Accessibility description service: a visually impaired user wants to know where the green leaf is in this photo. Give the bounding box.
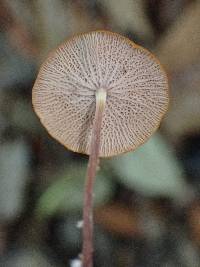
[107,134,189,201]
[36,162,113,218]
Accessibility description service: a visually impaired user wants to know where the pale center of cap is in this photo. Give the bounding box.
[96,88,107,109]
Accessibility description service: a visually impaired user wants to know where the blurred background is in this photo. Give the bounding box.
[0,0,200,266]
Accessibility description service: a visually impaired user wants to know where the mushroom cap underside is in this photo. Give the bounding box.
[32,31,169,157]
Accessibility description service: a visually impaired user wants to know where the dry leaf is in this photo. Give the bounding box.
[156,1,200,72]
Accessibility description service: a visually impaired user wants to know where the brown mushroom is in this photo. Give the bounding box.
[32,31,169,267]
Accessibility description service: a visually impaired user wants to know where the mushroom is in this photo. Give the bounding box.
[32,31,169,267]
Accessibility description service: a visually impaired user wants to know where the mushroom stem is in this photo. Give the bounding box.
[82,88,107,267]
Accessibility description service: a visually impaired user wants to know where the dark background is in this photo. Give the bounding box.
[0,1,200,266]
